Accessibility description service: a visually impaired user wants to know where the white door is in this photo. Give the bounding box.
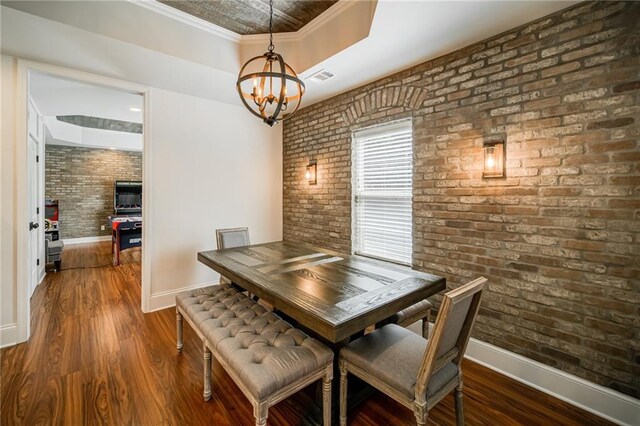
[28,135,40,296]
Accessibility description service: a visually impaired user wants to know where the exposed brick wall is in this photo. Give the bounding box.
[283,1,640,397]
[45,145,142,239]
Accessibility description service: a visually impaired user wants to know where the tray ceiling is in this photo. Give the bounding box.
[158,0,338,35]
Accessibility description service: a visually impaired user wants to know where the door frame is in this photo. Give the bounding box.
[26,96,46,293]
[27,131,41,297]
[15,59,153,343]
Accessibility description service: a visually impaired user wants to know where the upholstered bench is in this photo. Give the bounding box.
[175,284,242,353]
[176,285,333,426]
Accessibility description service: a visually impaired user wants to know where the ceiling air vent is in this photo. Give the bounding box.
[307,69,334,83]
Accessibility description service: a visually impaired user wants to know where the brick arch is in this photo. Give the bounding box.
[341,85,427,126]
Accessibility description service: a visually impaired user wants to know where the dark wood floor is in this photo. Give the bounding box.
[1,242,612,425]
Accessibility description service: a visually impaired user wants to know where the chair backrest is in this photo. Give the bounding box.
[415,277,486,398]
[216,227,250,250]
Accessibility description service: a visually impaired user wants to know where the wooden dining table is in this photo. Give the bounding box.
[198,240,446,343]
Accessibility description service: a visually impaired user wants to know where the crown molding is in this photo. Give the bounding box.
[129,0,359,45]
[128,0,242,42]
[292,0,359,41]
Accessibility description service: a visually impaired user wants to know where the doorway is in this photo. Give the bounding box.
[16,60,151,343]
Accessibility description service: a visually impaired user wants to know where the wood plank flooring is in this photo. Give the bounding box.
[1,242,613,425]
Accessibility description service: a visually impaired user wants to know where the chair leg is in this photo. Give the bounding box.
[203,343,212,401]
[339,360,348,426]
[414,401,427,426]
[422,311,430,339]
[254,401,268,426]
[454,381,464,426]
[176,309,183,352]
[322,369,332,426]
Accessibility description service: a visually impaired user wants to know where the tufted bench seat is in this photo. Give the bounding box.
[175,284,242,352]
[176,285,333,426]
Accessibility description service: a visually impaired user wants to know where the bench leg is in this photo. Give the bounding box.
[339,359,348,426]
[322,367,332,426]
[176,309,183,352]
[203,343,212,401]
[254,401,268,426]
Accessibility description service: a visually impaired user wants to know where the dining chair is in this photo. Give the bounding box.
[215,227,256,298]
[215,227,250,283]
[339,277,487,426]
[378,299,432,338]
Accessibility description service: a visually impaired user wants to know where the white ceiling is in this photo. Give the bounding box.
[6,0,579,109]
[30,72,143,121]
[30,72,143,151]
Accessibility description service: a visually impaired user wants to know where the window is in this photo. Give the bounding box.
[353,120,412,265]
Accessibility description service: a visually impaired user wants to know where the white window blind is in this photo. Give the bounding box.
[353,120,412,265]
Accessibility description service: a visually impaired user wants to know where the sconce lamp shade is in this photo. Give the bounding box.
[306,160,317,185]
[483,140,505,178]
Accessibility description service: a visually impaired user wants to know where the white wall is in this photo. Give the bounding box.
[147,88,282,309]
[1,56,18,343]
[0,8,282,346]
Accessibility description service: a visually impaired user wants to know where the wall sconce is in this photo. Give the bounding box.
[305,160,317,185]
[483,140,505,178]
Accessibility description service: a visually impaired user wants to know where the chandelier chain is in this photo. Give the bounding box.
[268,0,274,52]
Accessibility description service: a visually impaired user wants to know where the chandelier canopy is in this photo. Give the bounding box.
[236,0,305,127]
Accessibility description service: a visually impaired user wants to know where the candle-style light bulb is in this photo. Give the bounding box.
[251,78,258,99]
[485,146,496,169]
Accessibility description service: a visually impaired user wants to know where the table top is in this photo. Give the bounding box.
[198,241,446,343]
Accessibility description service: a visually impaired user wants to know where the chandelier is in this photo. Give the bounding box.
[236,0,305,127]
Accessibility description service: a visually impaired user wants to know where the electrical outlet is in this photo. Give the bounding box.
[101,225,106,231]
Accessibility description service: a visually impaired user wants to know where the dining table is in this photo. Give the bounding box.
[198,240,446,344]
[197,240,446,423]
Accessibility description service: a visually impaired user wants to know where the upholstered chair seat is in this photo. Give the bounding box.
[340,324,458,400]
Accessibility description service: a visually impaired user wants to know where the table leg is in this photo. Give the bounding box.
[114,230,121,266]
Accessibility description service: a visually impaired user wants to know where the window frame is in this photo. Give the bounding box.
[351,118,413,266]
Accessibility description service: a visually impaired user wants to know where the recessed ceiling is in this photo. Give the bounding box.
[30,72,143,151]
[158,0,339,35]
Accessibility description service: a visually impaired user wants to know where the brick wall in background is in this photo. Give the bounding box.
[45,145,142,239]
[283,2,639,397]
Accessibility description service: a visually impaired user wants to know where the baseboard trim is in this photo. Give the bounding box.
[62,236,111,245]
[464,338,639,426]
[146,282,217,313]
[0,323,18,348]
